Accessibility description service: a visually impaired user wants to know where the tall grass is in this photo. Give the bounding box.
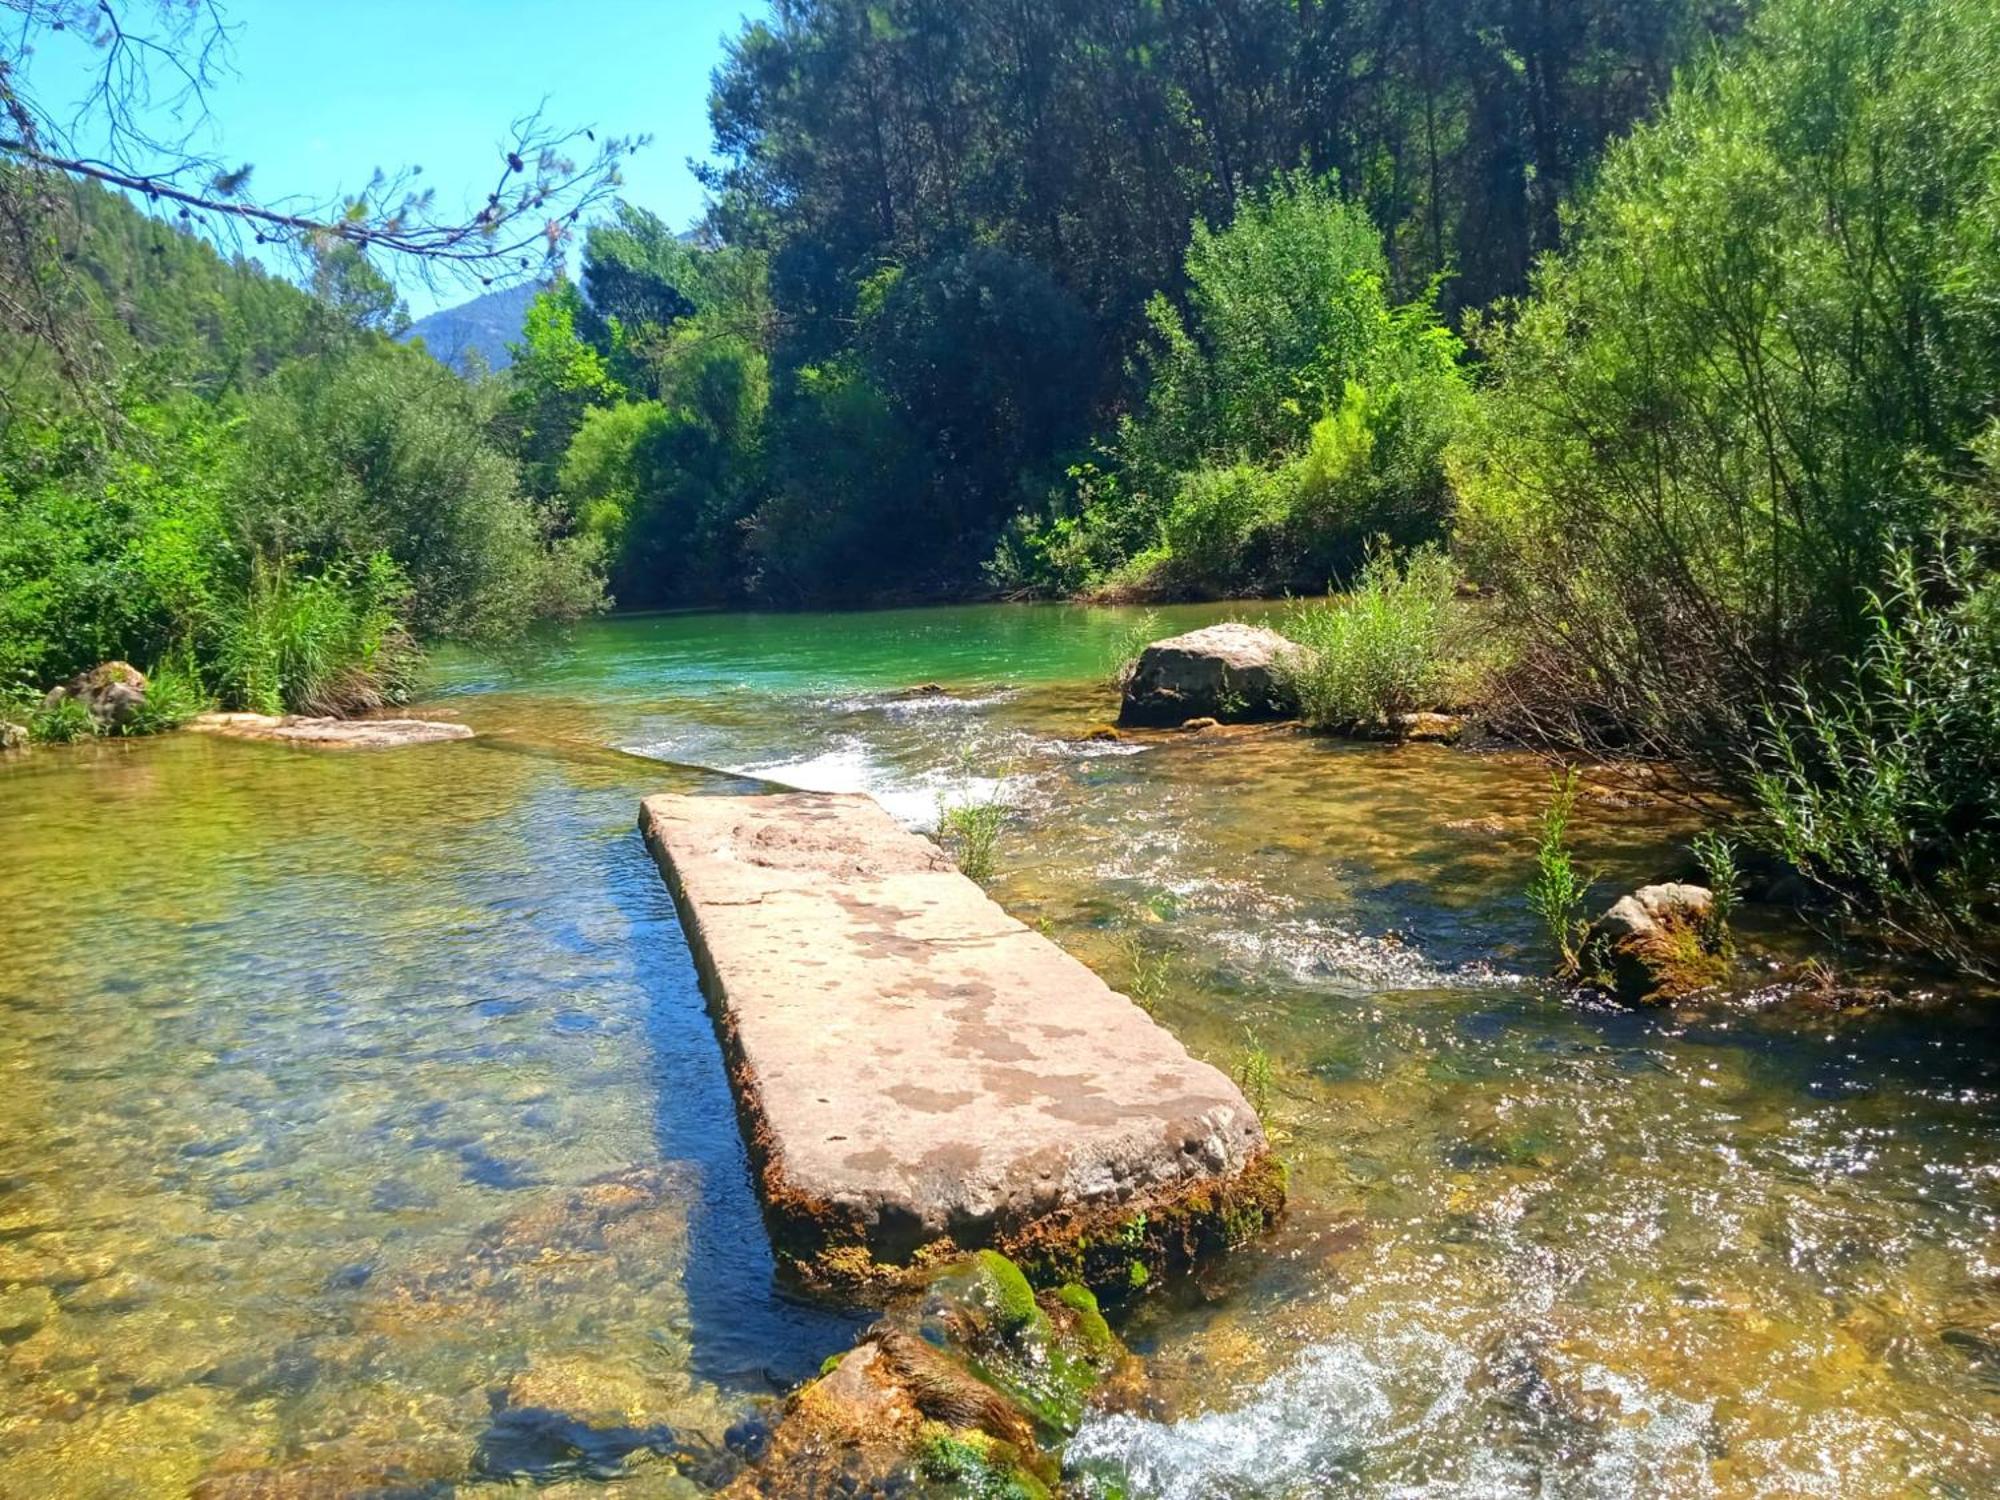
[215,553,416,717]
[938,798,1005,882]
[1103,608,1162,686]
[1279,543,1465,730]
[1527,768,1596,974]
[1690,831,1743,953]
[123,654,212,735]
[936,743,1010,882]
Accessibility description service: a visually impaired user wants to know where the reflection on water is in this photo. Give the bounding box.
[0,731,861,1495]
[3,602,1999,1496]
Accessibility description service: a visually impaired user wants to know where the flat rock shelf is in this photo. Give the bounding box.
[188,713,474,749]
[638,791,1284,1295]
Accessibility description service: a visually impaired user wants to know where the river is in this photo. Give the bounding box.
[1,603,1996,1496]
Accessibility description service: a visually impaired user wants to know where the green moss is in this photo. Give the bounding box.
[818,1352,843,1376]
[975,1249,1041,1332]
[1054,1283,1115,1356]
[917,1428,1051,1500]
[1127,1259,1150,1290]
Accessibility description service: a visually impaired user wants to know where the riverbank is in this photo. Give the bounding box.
[3,603,1997,1495]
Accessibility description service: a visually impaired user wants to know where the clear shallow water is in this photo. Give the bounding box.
[3,602,1999,1497]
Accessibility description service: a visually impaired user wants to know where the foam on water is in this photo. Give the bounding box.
[729,738,1016,831]
[1067,1336,1721,1500]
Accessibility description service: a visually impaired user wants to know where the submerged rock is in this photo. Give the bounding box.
[45,661,147,730]
[0,1285,56,1340]
[1592,883,1727,1002]
[1391,711,1465,743]
[187,712,473,749]
[724,1253,1132,1499]
[1118,624,1310,727]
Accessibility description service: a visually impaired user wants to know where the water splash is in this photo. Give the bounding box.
[1067,1336,1721,1500]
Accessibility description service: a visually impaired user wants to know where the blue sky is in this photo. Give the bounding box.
[16,0,762,314]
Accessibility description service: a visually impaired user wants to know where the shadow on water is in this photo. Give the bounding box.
[595,818,870,1392]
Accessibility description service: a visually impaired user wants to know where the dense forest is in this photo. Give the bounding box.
[1,0,1994,965]
[540,0,1747,607]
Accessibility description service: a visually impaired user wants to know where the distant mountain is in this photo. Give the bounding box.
[400,281,543,374]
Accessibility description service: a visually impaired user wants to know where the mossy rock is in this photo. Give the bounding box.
[1003,1154,1287,1301]
[918,1425,1053,1499]
[721,1253,1134,1498]
[1589,884,1731,1003]
[973,1249,1043,1333]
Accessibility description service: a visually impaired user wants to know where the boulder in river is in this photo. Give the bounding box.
[1118,623,1311,727]
[0,720,24,752]
[45,661,146,730]
[1592,883,1727,1002]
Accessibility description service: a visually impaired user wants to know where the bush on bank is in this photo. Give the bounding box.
[1452,0,2000,965]
[0,294,603,732]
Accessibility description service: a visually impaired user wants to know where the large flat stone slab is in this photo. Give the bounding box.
[639,791,1280,1292]
[189,713,473,749]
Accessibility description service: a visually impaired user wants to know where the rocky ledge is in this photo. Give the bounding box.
[188,713,474,750]
[638,790,1282,1295]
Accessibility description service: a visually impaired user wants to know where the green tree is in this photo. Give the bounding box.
[233,339,604,641]
[505,282,623,500]
[1457,0,2000,759]
[1002,174,1469,597]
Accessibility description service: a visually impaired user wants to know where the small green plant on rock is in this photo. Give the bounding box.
[938,743,1010,882]
[1527,768,1598,975]
[940,799,1006,882]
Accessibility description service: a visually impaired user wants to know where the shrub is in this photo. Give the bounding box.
[1278,544,1464,730]
[27,694,95,744]
[996,174,1470,600]
[0,397,227,692]
[1156,463,1288,595]
[123,654,212,735]
[1455,0,2000,765]
[1748,545,1999,968]
[231,340,604,642]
